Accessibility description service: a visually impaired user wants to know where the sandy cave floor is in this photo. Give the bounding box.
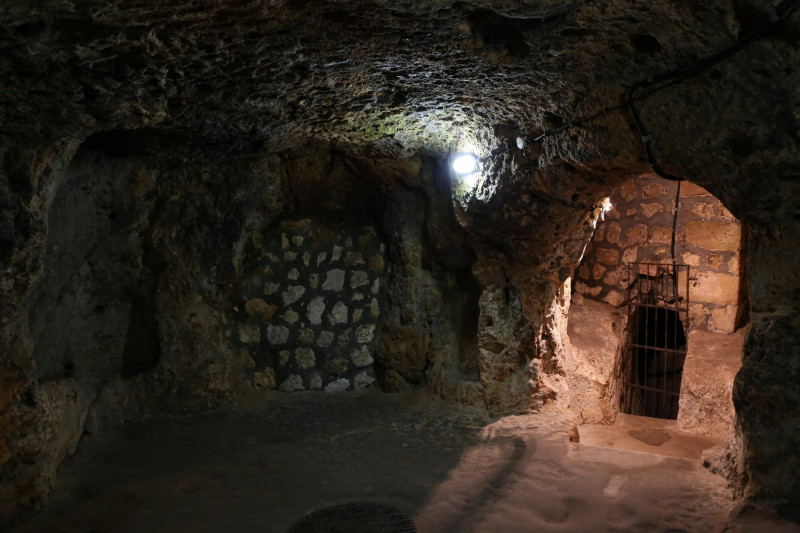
[15,390,800,533]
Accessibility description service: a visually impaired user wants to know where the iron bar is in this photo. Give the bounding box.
[622,262,689,420]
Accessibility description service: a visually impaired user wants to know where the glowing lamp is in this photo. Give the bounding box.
[601,197,613,220]
[451,153,478,174]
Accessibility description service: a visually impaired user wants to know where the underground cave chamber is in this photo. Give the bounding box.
[5,1,800,527]
[16,138,748,486]
[11,147,755,531]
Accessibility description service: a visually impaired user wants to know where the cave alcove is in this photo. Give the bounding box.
[568,175,747,446]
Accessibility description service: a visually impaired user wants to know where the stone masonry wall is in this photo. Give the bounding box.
[234,218,386,393]
[574,175,744,333]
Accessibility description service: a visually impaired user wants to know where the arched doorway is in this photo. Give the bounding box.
[567,174,746,444]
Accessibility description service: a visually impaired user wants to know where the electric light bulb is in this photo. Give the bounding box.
[452,153,478,174]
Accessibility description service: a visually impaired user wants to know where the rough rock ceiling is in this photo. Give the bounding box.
[0,1,768,155]
[4,0,798,266]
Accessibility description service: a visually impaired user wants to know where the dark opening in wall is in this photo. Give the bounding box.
[80,130,146,159]
[621,304,687,419]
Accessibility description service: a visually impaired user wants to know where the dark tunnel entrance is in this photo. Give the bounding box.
[620,263,688,420]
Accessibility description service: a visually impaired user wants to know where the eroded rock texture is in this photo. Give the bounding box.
[1,0,799,524]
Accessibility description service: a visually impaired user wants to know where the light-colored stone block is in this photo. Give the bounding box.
[595,247,619,265]
[602,290,625,307]
[328,301,348,325]
[685,221,740,251]
[575,281,602,297]
[245,298,275,320]
[263,282,280,295]
[282,285,305,305]
[307,296,325,325]
[728,255,740,275]
[279,375,304,392]
[325,378,350,393]
[622,247,638,263]
[297,328,315,344]
[353,371,376,390]
[690,201,716,218]
[351,345,374,367]
[238,324,261,344]
[692,271,740,306]
[707,254,723,270]
[650,226,673,244]
[602,267,625,287]
[641,202,664,218]
[316,330,334,347]
[677,329,743,439]
[620,180,637,202]
[350,270,369,288]
[295,347,315,369]
[566,299,622,424]
[642,181,669,199]
[368,255,384,272]
[356,324,376,343]
[345,251,364,265]
[281,309,299,324]
[267,324,289,345]
[253,369,276,389]
[322,269,345,291]
[680,252,701,267]
[624,224,648,245]
[711,305,737,333]
[606,222,621,244]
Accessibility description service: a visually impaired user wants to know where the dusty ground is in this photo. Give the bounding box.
[14,390,800,532]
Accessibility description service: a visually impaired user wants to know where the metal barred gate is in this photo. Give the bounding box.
[620,262,690,420]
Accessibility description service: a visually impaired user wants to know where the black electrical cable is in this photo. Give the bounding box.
[670,180,682,299]
[627,0,800,181]
[670,180,681,265]
[527,0,800,180]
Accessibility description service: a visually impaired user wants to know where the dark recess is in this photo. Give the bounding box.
[81,130,146,159]
[630,34,662,56]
